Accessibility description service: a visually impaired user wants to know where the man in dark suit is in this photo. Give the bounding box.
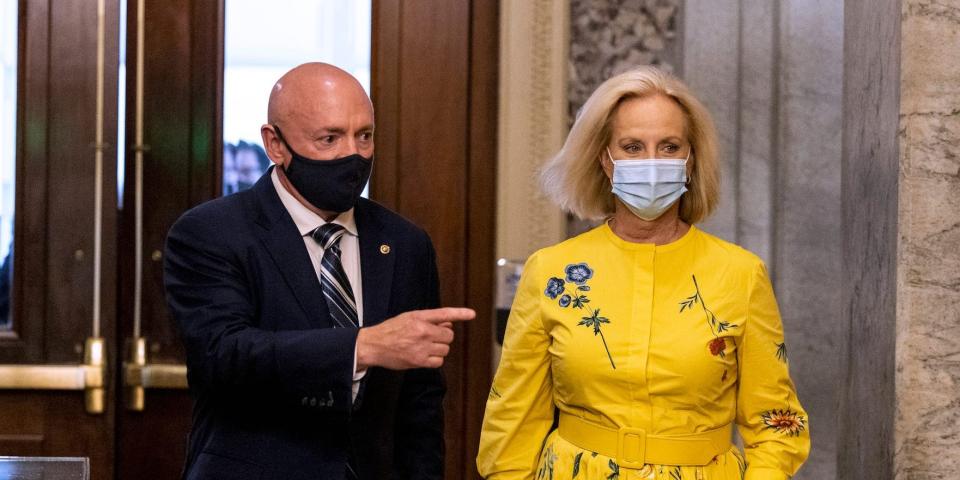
[164,63,474,480]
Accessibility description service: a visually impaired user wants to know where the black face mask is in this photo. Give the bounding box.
[273,125,373,213]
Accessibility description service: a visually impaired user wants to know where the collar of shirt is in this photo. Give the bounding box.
[270,167,359,239]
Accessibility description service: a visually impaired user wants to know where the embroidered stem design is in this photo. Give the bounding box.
[579,309,616,370]
[679,274,738,359]
[775,341,788,363]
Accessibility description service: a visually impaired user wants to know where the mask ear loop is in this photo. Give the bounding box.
[684,147,692,185]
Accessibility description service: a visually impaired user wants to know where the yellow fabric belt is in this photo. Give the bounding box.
[558,413,733,468]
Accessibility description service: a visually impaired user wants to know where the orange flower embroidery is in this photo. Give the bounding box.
[709,337,726,356]
[761,409,807,436]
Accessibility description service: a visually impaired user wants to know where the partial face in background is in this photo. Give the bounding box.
[234,148,264,185]
[601,94,691,177]
[222,144,238,193]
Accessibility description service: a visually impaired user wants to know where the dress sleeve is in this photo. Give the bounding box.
[736,261,811,480]
[477,252,553,480]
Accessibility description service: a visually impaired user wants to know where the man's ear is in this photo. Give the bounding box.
[260,124,287,167]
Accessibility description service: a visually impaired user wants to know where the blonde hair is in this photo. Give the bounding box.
[540,66,720,224]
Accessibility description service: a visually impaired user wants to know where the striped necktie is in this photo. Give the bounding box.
[310,223,359,329]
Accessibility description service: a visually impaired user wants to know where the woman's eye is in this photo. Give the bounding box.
[624,144,641,154]
[663,144,678,153]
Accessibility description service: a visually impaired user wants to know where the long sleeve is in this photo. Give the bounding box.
[164,211,357,413]
[477,252,554,480]
[736,262,811,479]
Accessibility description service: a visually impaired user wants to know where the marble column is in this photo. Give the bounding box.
[842,0,960,478]
[839,0,900,477]
[894,0,960,477]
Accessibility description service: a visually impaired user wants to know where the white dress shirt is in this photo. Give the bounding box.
[271,169,366,401]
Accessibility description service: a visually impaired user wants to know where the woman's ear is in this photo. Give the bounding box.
[600,148,614,179]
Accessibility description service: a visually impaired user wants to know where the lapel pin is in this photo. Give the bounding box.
[380,244,391,254]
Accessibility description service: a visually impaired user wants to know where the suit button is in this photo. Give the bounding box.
[310,397,317,407]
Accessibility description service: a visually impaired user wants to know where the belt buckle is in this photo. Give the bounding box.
[616,426,647,469]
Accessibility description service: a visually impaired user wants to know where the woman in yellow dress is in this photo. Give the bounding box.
[477,66,809,480]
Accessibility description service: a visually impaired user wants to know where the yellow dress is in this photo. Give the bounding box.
[477,224,809,480]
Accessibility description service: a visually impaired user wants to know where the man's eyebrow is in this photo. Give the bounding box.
[312,127,347,136]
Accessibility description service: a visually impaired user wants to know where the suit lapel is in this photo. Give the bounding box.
[251,171,330,327]
[356,199,395,327]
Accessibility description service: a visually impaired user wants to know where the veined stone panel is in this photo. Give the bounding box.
[895,1,960,478]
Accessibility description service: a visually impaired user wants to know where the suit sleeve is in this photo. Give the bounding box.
[477,252,552,480]
[393,235,446,480]
[164,211,357,414]
[736,261,811,479]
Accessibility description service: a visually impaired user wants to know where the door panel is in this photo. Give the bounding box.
[372,1,498,478]
[0,1,120,479]
[116,0,222,478]
[1,1,494,479]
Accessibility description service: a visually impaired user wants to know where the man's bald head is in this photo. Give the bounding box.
[267,62,372,126]
[261,62,375,169]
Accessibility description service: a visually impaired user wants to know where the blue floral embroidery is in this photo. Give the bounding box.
[565,263,594,284]
[544,262,615,369]
[544,277,565,299]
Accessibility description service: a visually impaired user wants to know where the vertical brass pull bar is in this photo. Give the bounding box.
[124,337,147,411]
[83,337,106,414]
[132,0,146,342]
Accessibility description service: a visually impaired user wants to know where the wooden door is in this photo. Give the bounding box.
[0,1,220,478]
[114,0,222,478]
[0,1,496,478]
[0,1,121,479]
[372,1,498,478]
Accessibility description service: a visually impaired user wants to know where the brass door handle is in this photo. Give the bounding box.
[123,363,187,389]
[0,338,106,414]
[122,337,188,411]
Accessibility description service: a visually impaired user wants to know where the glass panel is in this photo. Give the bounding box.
[116,0,127,209]
[222,0,372,196]
[0,457,90,480]
[0,0,18,330]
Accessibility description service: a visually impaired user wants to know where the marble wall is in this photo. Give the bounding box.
[684,1,844,478]
[895,0,960,477]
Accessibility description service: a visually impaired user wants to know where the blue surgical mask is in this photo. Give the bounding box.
[608,148,689,221]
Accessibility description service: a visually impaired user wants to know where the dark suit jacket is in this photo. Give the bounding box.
[164,170,445,480]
